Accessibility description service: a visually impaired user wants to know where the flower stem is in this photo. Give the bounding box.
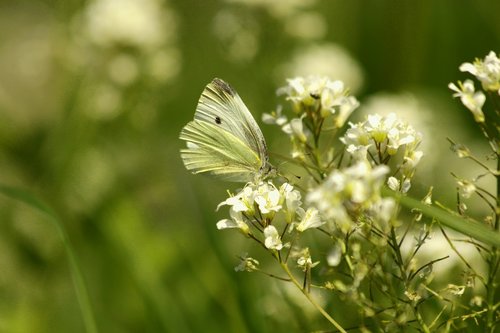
[486,154,500,332]
[279,262,347,333]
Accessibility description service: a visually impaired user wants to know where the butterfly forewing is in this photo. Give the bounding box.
[180,78,271,182]
[194,78,268,163]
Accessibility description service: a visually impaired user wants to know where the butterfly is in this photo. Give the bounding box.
[180,78,273,182]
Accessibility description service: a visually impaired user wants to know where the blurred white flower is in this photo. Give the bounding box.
[264,225,283,250]
[307,159,393,232]
[326,243,342,267]
[401,231,483,281]
[296,248,319,271]
[449,80,486,123]
[387,177,400,191]
[147,48,182,83]
[402,150,424,177]
[223,0,317,19]
[108,54,139,86]
[279,44,364,93]
[212,9,259,63]
[262,107,288,126]
[64,148,115,212]
[86,83,122,120]
[459,51,500,94]
[82,0,173,50]
[73,0,181,90]
[295,207,324,232]
[457,179,476,199]
[284,12,327,40]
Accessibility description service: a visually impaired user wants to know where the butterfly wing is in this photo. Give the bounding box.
[180,120,261,182]
[194,78,269,165]
[180,78,270,181]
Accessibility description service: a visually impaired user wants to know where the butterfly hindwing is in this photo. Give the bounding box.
[180,120,261,182]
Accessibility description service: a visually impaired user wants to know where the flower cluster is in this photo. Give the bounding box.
[276,76,359,126]
[449,51,500,150]
[190,59,500,332]
[217,181,324,250]
[341,113,423,193]
[306,159,395,233]
[459,51,500,95]
[263,76,359,166]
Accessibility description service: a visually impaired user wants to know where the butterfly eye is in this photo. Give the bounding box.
[215,116,222,124]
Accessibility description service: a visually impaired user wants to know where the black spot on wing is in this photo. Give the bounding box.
[212,78,236,97]
[215,116,222,124]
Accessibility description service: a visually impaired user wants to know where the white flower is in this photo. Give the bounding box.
[449,80,486,122]
[282,117,307,142]
[326,243,342,267]
[216,208,250,235]
[264,225,283,250]
[296,207,324,232]
[341,123,371,147]
[254,182,282,215]
[457,180,476,199]
[335,96,360,128]
[387,176,411,194]
[262,107,288,126]
[402,150,424,177]
[279,76,359,125]
[341,113,423,180]
[387,177,400,191]
[217,185,255,213]
[370,197,396,225]
[280,183,302,223]
[459,51,500,93]
[357,93,433,160]
[401,179,412,194]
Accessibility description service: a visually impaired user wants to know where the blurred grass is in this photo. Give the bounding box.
[0,0,499,332]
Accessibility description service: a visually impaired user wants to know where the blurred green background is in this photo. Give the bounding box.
[0,0,499,332]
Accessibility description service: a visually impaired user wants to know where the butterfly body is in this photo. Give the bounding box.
[180,78,272,182]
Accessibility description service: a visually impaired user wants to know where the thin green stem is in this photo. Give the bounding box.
[486,155,500,332]
[279,262,347,333]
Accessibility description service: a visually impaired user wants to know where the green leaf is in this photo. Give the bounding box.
[384,188,500,248]
[0,183,98,333]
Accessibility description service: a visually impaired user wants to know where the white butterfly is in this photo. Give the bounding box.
[180,78,273,182]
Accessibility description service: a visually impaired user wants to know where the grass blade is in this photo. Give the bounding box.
[384,188,500,247]
[0,183,98,333]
